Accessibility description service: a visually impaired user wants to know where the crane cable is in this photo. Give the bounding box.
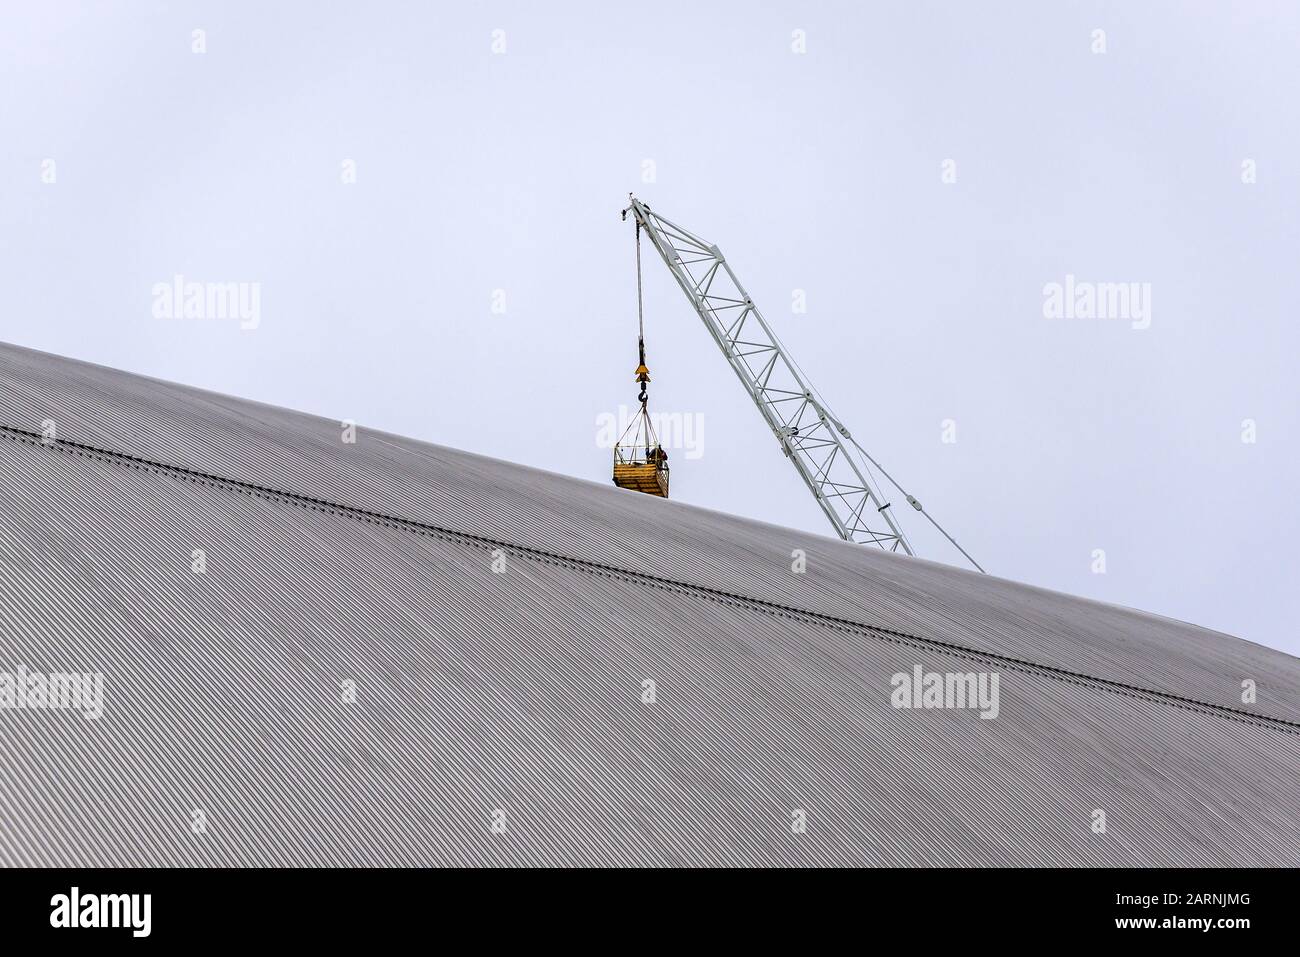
[840,431,985,574]
[636,221,645,347]
[618,220,658,453]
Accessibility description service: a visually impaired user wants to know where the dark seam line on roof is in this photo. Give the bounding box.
[4,422,1297,737]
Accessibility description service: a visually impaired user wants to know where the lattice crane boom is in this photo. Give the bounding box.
[622,194,984,571]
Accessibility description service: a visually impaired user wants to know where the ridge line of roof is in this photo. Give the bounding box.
[4,421,1295,737]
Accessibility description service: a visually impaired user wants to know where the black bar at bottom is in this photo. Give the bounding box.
[0,866,1287,944]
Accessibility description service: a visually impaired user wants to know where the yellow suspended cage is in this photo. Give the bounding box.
[613,399,669,498]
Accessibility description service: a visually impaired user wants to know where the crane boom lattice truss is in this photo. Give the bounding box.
[624,195,912,554]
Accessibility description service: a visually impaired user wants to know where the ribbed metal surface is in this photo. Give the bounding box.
[0,340,1297,866]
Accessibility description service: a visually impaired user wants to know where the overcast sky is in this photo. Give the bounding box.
[2,1,1296,656]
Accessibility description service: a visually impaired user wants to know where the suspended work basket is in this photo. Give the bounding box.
[612,402,669,498]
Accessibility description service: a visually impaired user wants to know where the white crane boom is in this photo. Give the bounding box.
[622,194,984,572]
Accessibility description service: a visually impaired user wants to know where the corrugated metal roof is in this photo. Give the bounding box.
[0,340,1296,865]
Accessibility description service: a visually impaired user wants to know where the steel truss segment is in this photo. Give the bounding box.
[626,195,912,554]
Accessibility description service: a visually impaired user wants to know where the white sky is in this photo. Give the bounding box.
[2,1,1297,656]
